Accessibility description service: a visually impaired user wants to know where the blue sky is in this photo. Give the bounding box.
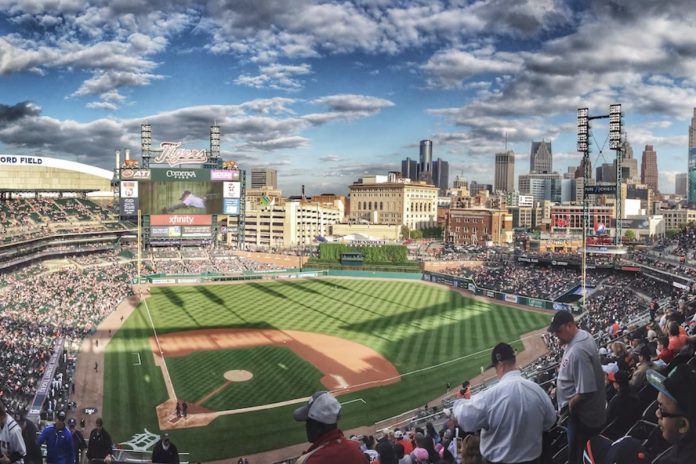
[1,0,695,195]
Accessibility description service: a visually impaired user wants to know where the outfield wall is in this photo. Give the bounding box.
[422,271,570,312]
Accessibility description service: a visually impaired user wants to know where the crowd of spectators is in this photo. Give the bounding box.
[0,197,125,243]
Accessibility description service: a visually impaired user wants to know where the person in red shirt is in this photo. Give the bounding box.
[455,381,471,400]
[667,322,688,356]
[293,391,368,464]
[657,336,674,364]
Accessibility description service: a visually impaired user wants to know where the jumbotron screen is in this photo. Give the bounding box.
[119,168,241,216]
[140,181,223,215]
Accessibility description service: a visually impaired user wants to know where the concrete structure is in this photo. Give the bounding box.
[676,173,688,196]
[655,207,696,231]
[445,208,512,245]
[641,144,658,193]
[469,181,493,197]
[508,206,533,229]
[0,155,112,197]
[530,141,553,174]
[494,151,515,193]
[234,200,342,248]
[250,168,278,189]
[348,175,438,229]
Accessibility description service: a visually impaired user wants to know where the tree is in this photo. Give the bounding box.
[623,230,636,241]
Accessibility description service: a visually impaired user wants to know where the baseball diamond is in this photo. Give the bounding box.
[101,277,549,461]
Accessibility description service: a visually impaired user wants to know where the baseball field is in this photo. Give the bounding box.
[103,278,549,461]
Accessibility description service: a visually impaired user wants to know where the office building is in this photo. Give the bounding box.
[518,173,562,204]
[676,173,688,196]
[494,151,515,193]
[445,208,512,245]
[250,168,278,189]
[431,158,449,196]
[530,141,553,174]
[641,144,658,193]
[401,157,419,181]
[348,175,438,229]
[419,139,433,183]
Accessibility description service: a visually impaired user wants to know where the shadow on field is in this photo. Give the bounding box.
[195,286,248,323]
[161,287,185,308]
[310,279,351,291]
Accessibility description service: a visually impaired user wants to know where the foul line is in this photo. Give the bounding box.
[142,297,177,401]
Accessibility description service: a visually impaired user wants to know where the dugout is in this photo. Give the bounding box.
[340,252,364,266]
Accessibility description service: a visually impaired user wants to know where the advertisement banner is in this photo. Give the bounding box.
[151,168,210,181]
[120,198,138,216]
[468,283,476,292]
[182,226,212,237]
[486,290,494,298]
[151,226,171,237]
[553,302,571,311]
[28,337,64,419]
[223,181,241,198]
[120,180,139,198]
[150,215,212,226]
[120,169,151,180]
[223,198,240,215]
[211,169,240,181]
[504,294,519,304]
[528,298,545,309]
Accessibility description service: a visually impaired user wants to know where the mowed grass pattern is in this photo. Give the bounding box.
[104,278,550,461]
[166,346,325,410]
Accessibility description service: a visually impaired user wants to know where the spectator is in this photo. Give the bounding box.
[375,433,397,464]
[456,381,471,400]
[549,311,606,464]
[648,365,696,464]
[393,430,413,456]
[292,391,368,463]
[86,418,113,463]
[37,410,74,464]
[453,343,556,463]
[630,346,656,392]
[18,415,42,464]
[657,336,674,364]
[67,418,86,464]
[667,321,688,355]
[152,433,180,464]
[606,370,641,437]
[393,442,412,464]
[0,401,26,464]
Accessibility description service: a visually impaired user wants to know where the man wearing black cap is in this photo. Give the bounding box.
[86,418,114,464]
[292,391,368,463]
[548,311,606,464]
[37,411,74,464]
[453,343,557,464]
[647,365,696,463]
[67,418,86,464]
[151,433,179,464]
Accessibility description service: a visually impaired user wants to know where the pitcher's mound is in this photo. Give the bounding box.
[224,370,253,382]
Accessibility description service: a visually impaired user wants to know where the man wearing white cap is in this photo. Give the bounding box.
[293,391,368,463]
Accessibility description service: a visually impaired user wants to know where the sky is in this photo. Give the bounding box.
[1,0,696,196]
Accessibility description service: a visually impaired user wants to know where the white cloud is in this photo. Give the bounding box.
[235,63,312,91]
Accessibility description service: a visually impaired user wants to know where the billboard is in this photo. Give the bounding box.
[223,198,240,215]
[211,169,240,181]
[150,215,212,226]
[223,181,241,198]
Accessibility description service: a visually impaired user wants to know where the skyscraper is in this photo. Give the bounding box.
[250,168,278,189]
[676,173,688,196]
[494,150,515,193]
[689,109,696,206]
[640,144,658,192]
[419,139,433,182]
[401,157,419,181]
[530,141,552,174]
[431,158,449,196]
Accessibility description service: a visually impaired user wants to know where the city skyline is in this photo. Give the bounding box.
[1,1,696,195]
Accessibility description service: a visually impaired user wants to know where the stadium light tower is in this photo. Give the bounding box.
[609,104,623,244]
[577,108,590,309]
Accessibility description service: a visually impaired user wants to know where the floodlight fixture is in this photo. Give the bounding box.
[609,104,621,115]
[578,108,589,117]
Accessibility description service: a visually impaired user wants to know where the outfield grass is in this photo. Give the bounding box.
[104,278,550,461]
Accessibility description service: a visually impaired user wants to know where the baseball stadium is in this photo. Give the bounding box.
[2,134,696,464]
